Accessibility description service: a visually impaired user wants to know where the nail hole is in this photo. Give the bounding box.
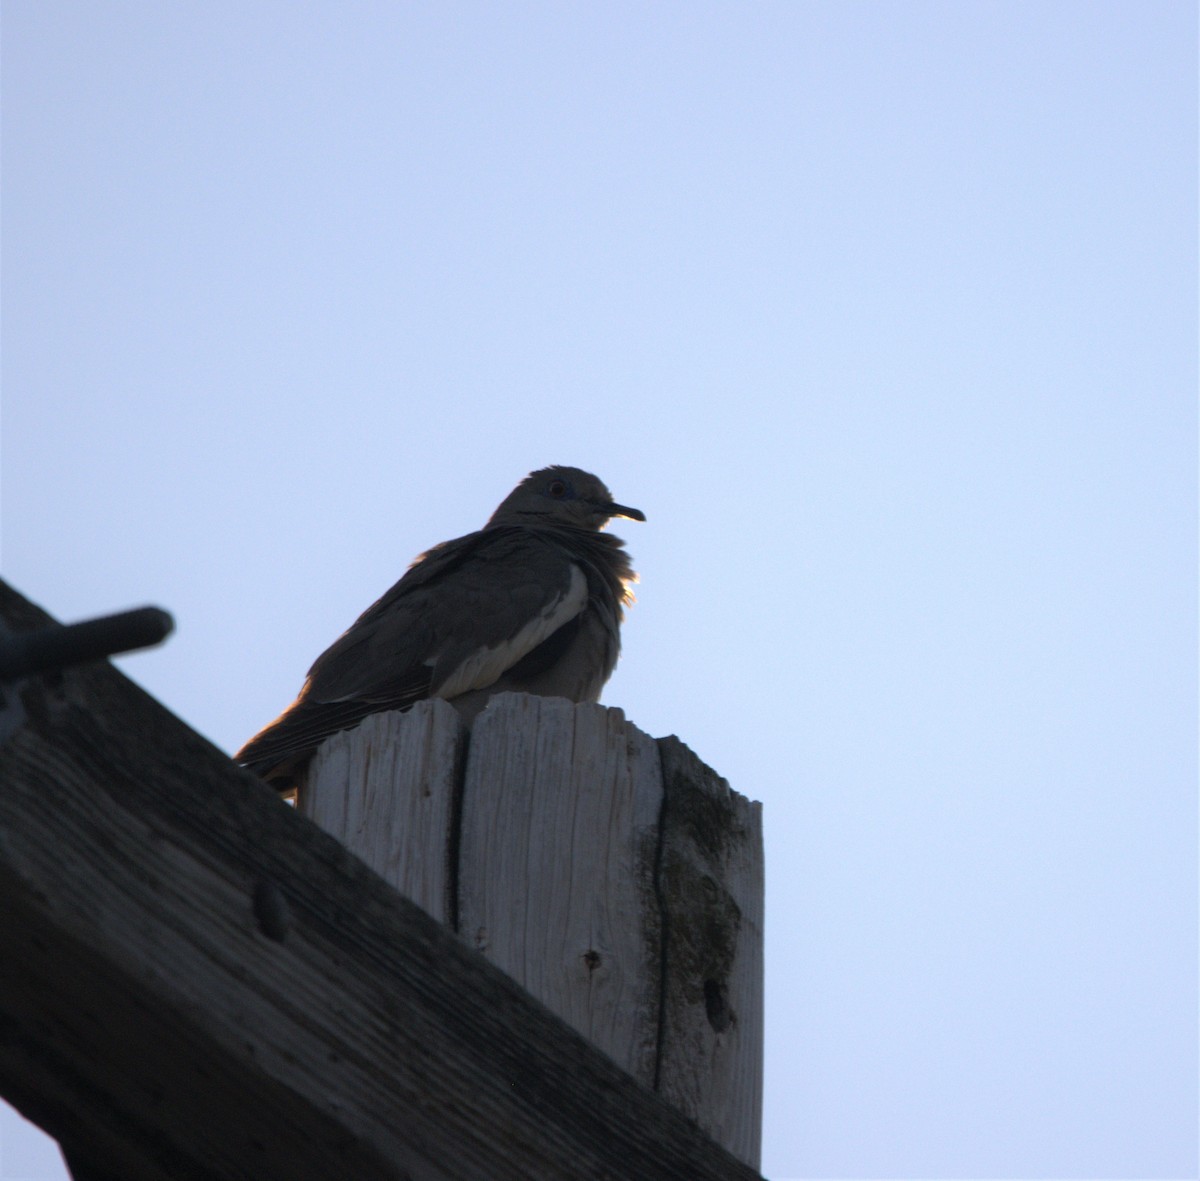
[253,877,290,942]
[704,978,731,1033]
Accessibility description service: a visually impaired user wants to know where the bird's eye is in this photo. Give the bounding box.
[547,479,568,498]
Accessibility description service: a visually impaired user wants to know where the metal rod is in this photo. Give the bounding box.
[0,606,175,680]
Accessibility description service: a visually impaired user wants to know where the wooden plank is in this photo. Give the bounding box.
[457,694,664,1084]
[0,579,763,1181]
[655,737,765,1170]
[302,701,465,924]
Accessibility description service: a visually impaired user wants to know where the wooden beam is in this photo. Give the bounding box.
[0,580,762,1181]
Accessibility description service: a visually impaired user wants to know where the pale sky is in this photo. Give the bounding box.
[2,3,1196,1179]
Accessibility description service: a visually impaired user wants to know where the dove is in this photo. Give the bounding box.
[235,465,643,788]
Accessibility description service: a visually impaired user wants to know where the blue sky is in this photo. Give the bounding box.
[2,3,1196,1178]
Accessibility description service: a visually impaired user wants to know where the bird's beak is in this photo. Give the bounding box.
[602,501,646,523]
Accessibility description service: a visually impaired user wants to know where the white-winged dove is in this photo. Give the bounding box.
[235,465,644,788]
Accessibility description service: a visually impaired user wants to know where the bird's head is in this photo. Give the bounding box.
[487,466,646,531]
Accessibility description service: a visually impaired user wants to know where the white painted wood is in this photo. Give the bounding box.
[457,693,665,1087]
[301,700,464,924]
[655,738,764,1170]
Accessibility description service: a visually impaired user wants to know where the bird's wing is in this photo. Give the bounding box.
[308,527,587,701]
[234,527,586,778]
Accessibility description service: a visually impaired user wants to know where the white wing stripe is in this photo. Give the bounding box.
[433,564,587,700]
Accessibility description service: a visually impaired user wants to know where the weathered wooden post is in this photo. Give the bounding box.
[302,692,764,1167]
[0,580,766,1181]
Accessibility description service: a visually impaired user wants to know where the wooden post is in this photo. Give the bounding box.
[303,692,764,1168]
[0,579,766,1181]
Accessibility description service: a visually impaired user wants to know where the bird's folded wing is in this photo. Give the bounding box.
[307,527,587,703]
[234,528,588,777]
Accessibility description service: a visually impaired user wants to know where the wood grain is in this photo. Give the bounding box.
[459,693,664,1085]
[303,701,465,924]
